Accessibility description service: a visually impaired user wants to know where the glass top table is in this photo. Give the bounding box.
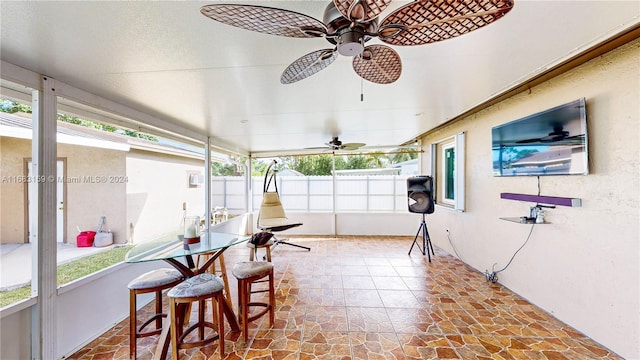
[126,231,247,266]
[126,231,248,277]
[125,231,249,359]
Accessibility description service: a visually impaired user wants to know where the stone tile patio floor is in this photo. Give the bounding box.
[62,236,622,359]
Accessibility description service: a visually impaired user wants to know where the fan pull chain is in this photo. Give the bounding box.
[360,78,364,102]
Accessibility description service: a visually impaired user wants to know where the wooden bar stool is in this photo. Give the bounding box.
[128,268,184,359]
[167,273,226,359]
[246,238,274,262]
[232,261,275,342]
[196,252,232,304]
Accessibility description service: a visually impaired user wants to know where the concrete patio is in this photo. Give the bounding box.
[0,243,115,291]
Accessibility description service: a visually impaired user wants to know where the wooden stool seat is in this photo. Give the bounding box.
[246,238,274,262]
[195,252,232,304]
[232,261,275,342]
[232,261,273,280]
[167,273,226,359]
[128,268,184,359]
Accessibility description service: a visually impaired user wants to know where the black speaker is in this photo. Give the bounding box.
[407,176,434,214]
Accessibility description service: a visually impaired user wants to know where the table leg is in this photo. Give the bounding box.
[212,253,239,331]
[153,321,170,360]
[157,248,240,358]
[191,252,238,331]
[223,296,240,332]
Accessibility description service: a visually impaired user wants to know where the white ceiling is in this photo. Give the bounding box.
[1,1,638,155]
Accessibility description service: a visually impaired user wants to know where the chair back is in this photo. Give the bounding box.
[260,192,286,220]
[256,161,305,238]
[258,160,287,225]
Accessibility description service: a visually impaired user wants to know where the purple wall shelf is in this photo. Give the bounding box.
[500,193,582,207]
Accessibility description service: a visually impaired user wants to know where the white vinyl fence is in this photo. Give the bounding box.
[211,175,412,214]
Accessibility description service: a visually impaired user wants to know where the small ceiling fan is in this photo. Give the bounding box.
[308,136,366,151]
[516,125,584,144]
[200,0,514,84]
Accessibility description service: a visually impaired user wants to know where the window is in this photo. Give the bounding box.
[442,142,456,204]
[0,97,35,307]
[0,95,213,308]
[431,132,465,211]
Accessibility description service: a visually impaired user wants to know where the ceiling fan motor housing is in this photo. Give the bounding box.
[337,28,366,56]
[323,2,377,56]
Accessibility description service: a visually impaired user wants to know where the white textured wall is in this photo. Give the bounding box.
[55,261,165,358]
[419,40,639,358]
[0,300,32,359]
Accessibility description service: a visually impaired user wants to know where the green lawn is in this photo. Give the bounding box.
[0,245,132,308]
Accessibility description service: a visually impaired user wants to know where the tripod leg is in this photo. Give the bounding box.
[408,219,426,255]
[421,221,431,262]
[425,226,435,256]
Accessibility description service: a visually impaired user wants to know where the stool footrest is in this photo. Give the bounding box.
[251,288,270,295]
[246,303,271,323]
[137,313,166,337]
[177,322,221,349]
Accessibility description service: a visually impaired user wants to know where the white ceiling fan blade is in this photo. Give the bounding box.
[341,142,366,150]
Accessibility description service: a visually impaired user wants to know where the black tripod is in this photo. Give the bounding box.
[408,213,435,262]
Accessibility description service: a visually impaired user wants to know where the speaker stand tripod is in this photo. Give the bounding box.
[408,213,435,262]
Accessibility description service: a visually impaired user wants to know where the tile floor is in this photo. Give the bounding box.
[68,236,622,360]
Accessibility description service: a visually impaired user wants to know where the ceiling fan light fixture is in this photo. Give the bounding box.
[337,28,365,56]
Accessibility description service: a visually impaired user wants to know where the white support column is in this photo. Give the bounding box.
[331,155,337,235]
[247,156,253,214]
[30,76,58,359]
[205,138,211,234]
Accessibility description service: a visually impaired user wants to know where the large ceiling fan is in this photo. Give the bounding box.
[200,0,514,84]
[308,136,366,151]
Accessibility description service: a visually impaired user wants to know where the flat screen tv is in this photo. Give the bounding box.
[492,98,588,176]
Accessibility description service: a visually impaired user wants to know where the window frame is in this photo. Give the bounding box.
[431,132,465,211]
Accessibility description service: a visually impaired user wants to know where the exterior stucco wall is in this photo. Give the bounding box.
[0,136,29,243]
[419,40,639,358]
[0,137,127,244]
[60,143,127,244]
[126,150,205,243]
